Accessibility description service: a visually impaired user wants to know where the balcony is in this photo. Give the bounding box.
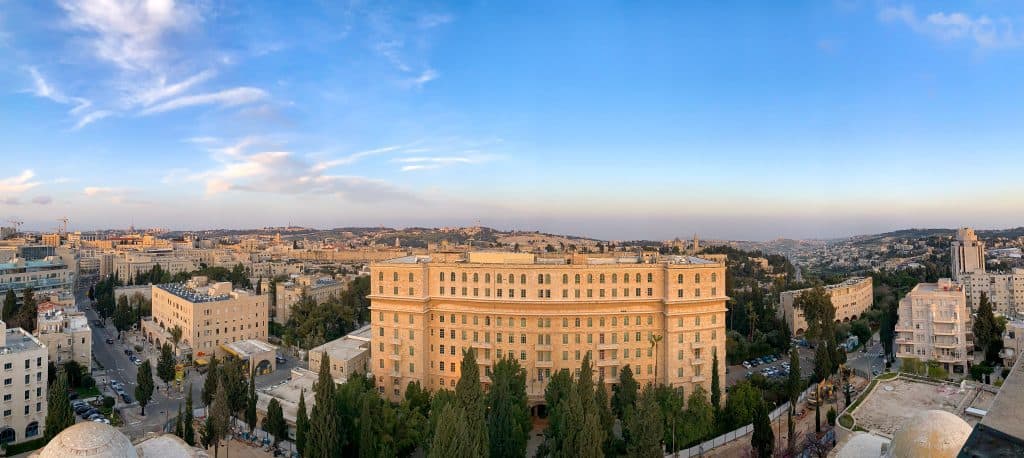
[936,355,964,364]
[895,325,914,333]
[535,360,554,368]
[478,358,492,366]
[388,354,401,361]
[691,359,705,366]
[596,359,619,367]
[691,341,705,349]
[691,375,706,383]
[934,329,958,336]
[895,337,913,344]
[390,337,402,345]
[933,341,959,349]
[535,344,552,351]
[389,370,401,377]
[473,342,492,349]
[597,343,619,350]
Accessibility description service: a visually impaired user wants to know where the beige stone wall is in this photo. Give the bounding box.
[0,327,48,444]
[780,277,873,335]
[368,255,727,404]
[150,285,268,358]
[895,281,969,374]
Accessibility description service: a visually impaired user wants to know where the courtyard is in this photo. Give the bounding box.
[849,375,981,437]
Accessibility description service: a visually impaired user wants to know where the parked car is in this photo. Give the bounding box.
[74,405,91,415]
[133,359,142,366]
[120,393,132,404]
[80,408,99,419]
[105,338,114,344]
[275,355,287,364]
[91,418,111,425]
[742,361,751,369]
[124,349,133,356]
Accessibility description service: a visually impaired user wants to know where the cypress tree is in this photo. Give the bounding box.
[2,289,16,321]
[175,403,185,438]
[595,374,615,455]
[625,387,663,458]
[184,384,196,446]
[751,399,774,458]
[428,403,473,458]
[44,369,75,440]
[210,381,231,458]
[711,350,722,419]
[455,348,488,456]
[202,355,219,409]
[262,398,286,447]
[307,355,341,457]
[246,368,258,433]
[135,360,155,416]
[296,390,309,456]
[486,356,530,458]
[611,364,638,419]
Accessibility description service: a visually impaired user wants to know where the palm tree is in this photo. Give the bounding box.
[648,334,663,382]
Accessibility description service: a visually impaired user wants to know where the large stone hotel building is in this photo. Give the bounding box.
[369,251,727,406]
[779,277,873,335]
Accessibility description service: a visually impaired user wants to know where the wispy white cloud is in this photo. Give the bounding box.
[404,69,438,89]
[174,138,418,202]
[394,155,496,172]
[0,170,42,194]
[132,69,216,106]
[73,110,115,130]
[57,0,199,72]
[879,5,1022,48]
[311,145,405,172]
[26,67,113,130]
[140,87,268,115]
[418,13,453,29]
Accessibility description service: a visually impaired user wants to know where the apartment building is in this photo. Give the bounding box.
[113,251,197,281]
[274,275,346,324]
[0,256,75,306]
[143,276,268,360]
[952,227,986,282]
[950,227,1024,314]
[368,251,728,406]
[779,277,873,335]
[0,321,48,445]
[308,325,371,381]
[895,279,970,375]
[999,320,1024,368]
[35,310,92,370]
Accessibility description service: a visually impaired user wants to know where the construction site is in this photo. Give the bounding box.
[848,375,994,437]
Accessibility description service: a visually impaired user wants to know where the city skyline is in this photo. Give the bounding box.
[3,1,1024,240]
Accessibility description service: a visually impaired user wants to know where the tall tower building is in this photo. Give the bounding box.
[951,227,985,282]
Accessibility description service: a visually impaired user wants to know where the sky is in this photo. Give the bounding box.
[2,0,1024,241]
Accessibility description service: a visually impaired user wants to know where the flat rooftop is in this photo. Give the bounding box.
[257,368,327,423]
[380,252,719,266]
[309,328,370,362]
[3,327,44,354]
[155,283,232,303]
[222,339,277,357]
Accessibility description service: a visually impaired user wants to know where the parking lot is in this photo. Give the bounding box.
[726,344,815,387]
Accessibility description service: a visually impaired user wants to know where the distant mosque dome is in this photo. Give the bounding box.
[891,410,972,458]
[34,421,136,458]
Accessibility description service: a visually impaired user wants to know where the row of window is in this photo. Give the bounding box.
[378,270,718,285]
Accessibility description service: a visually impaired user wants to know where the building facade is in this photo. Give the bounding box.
[35,310,92,370]
[144,276,269,360]
[308,325,371,381]
[274,275,346,324]
[779,277,873,335]
[113,251,197,282]
[0,256,75,306]
[952,227,986,282]
[895,279,970,375]
[0,321,48,445]
[368,251,728,405]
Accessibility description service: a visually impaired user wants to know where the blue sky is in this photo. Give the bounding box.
[2,1,1024,240]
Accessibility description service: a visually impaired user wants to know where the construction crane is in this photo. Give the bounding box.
[57,216,70,235]
[7,218,23,233]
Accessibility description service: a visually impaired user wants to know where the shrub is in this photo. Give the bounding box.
[827,407,837,426]
[103,396,116,409]
[81,375,96,389]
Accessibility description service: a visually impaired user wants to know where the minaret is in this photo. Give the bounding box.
[693,234,700,254]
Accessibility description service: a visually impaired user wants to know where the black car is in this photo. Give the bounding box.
[124,349,133,356]
[74,405,91,415]
[80,408,99,419]
[275,355,287,364]
[120,393,132,404]
[105,338,115,344]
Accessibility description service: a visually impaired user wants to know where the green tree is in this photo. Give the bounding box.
[210,378,231,458]
[184,384,196,446]
[262,398,287,447]
[246,368,258,433]
[87,285,95,301]
[594,374,616,455]
[724,381,761,429]
[2,288,16,321]
[787,409,796,452]
[455,348,488,457]
[113,295,133,336]
[405,380,431,417]
[711,350,722,420]
[295,390,309,456]
[175,403,185,438]
[135,360,155,416]
[12,286,37,332]
[157,343,176,390]
[683,385,715,446]
[611,364,638,419]
[428,403,473,458]
[625,387,664,458]
[307,355,341,457]
[787,347,802,407]
[202,355,219,409]
[200,415,218,456]
[170,325,183,352]
[45,369,75,440]
[751,398,774,458]
[487,356,530,458]
[813,341,834,382]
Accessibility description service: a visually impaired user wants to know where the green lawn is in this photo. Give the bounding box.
[838,414,854,429]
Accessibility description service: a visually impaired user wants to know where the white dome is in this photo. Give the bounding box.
[136,434,208,457]
[36,422,137,458]
[836,432,889,458]
[891,410,972,458]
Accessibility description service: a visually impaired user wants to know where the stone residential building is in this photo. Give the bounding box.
[0,321,48,446]
[143,276,268,361]
[308,325,371,381]
[368,251,727,408]
[895,279,970,375]
[274,275,346,324]
[35,309,92,370]
[779,277,873,335]
[999,320,1024,368]
[952,227,986,282]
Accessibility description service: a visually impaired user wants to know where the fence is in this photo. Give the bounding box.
[666,384,817,457]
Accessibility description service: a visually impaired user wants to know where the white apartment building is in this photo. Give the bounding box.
[0,256,75,306]
[952,227,986,282]
[951,227,1024,314]
[274,275,346,324]
[895,279,970,375]
[999,320,1024,368]
[0,321,48,445]
[35,310,92,370]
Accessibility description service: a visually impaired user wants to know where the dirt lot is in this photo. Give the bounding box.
[852,377,979,437]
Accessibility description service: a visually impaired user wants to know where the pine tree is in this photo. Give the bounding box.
[751,399,774,458]
[44,369,75,440]
[211,379,231,458]
[135,360,155,416]
[626,387,664,458]
[594,374,615,455]
[202,355,219,409]
[296,390,309,456]
[184,384,196,446]
[455,348,488,456]
[157,342,176,390]
[307,355,341,457]
[611,364,638,419]
[487,356,530,458]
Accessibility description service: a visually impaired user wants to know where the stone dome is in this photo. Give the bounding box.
[891,410,972,458]
[836,432,890,458]
[35,422,137,458]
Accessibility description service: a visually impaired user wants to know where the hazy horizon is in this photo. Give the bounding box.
[3,1,1024,241]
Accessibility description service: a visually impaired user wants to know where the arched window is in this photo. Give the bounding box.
[612,273,618,283]
[462,272,468,282]
[545,274,551,284]
[562,274,569,284]
[473,273,479,282]
[497,274,503,284]
[378,272,384,281]
[575,274,581,284]
[0,428,14,444]
[587,274,593,284]
[624,273,629,283]
[635,273,641,283]
[647,273,653,283]
[25,421,38,438]
[485,273,491,283]
[538,274,544,284]
[408,273,414,281]
[520,274,527,284]
[509,274,515,284]
[599,273,605,283]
